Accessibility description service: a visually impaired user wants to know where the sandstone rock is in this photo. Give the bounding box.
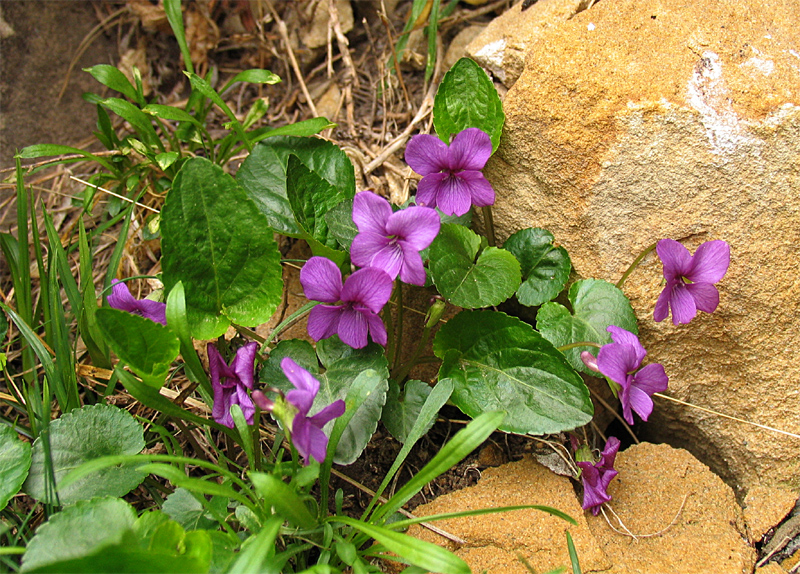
[300,0,354,50]
[408,456,612,573]
[586,443,755,574]
[444,25,485,71]
[483,0,800,493]
[466,0,585,87]
[745,487,798,542]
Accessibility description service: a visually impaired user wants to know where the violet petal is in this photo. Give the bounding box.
[597,343,639,387]
[337,307,370,349]
[307,304,343,341]
[385,205,440,252]
[447,128,492,171]
[434,175,473,217]
[656,239,692,281]
[415,172,448,209]
[300,257,343,303]
[606,326,646,365]
[352,191,392,235]
[231,342,258,389]
[684,282,720,314]
[669,284,698,325]
[340,267,393,314]
[685,240,730,284]
[405,134,449,176]
[456,170,495,208]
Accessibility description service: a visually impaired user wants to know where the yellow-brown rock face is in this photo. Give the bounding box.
[478,0,800,493]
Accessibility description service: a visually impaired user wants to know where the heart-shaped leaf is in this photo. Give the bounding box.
[161,157,284,340]
[434,310,593,435]
[503,228,571,307]
[286,154,348,263]
[433,58,504,152]
[0,426,31,511]
[262,337,388,465]
[382,380,442,444]
[24,405,145,505]
[96,308,179,387]
[536,279,638,374]
[429,224,520,308]
[236,136,355,236]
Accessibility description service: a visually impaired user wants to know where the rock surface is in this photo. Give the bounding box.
[745,487,798,542]
[408,455,612,573]
[408,443,757,573]
[477,0,800,493]
[586,443,755,574]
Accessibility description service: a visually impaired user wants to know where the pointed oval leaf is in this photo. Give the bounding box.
[433,57,504,152]
[0,426,31,511]
[236,136,355,236]
[21,497,137,572]
[84,65,140,103]
[24,404,146,505]
[429,224,520,308]
[434,310,592,435]
[161,157,284,340]
[382,380,434,444]
[95,308,179,387]
[536,279,638,374]
[503,228,571,307]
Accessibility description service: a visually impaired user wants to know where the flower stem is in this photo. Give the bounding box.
[259,300,319,353]
[391,281,405,373]
[616,242,657,289]
[482,205,497,247]
[392,323,433,384]
[556,341,602,352]
[384,283,397,365]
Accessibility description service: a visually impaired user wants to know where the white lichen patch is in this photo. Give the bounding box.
[686,50,762,155]
[473,39,507,84]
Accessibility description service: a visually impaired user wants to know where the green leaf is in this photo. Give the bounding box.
[259,339,319,382]
[15,144,117,173]
[429,224,520,308]
[161,157,284,340]
[0,426,31,510]
[221,69,281,94]
[95,308,179,387]
[24,404,146,505]
[249,118,336,144]
[21,497,136,572]
[84,65,140,104]
[23,500,212,573]
[100,97,162,149]
[316,339,389,465]
[382,380,438,444]
[142,104,202,126]
[323,198,357,251]
[164,0,193,74]
[372,411,505,523]
[162,488,218,531]
[536,279,638,374]
[249,472,317,529]
[433,57,504,152]
[333,517,470,574]
[286,154,348,254]
[226,516,281,574]
[503,228,571,307]
[236,136,355,237]
[434,310,593,435]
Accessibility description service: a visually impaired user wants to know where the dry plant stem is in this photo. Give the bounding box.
[601,494,688,539]
[70,176,159,213]
[265,0,319,118]
[653,392,800,440]
[588,387,640,445]
[364,80,436,175]
[328,0,359,91]
[379,1,411,109]
[329,467,467,545]
[57,7,127,100]
[482,205,496,247]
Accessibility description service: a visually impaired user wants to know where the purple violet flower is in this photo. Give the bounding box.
[208,341,258,428]
[300,256,393,349]
[594,326,669,426]
[577,436,620,515]
[654,239,730,326]
[350,191,440,286]
[107,279,167,325]
[281,357,345,465]
[405,127,495,217]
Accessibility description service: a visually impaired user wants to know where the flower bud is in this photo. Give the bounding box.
[580,351,600,373]
[251,390,274,412]
[425,299,446,328]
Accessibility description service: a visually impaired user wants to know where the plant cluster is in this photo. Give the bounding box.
[0,3,730,571]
